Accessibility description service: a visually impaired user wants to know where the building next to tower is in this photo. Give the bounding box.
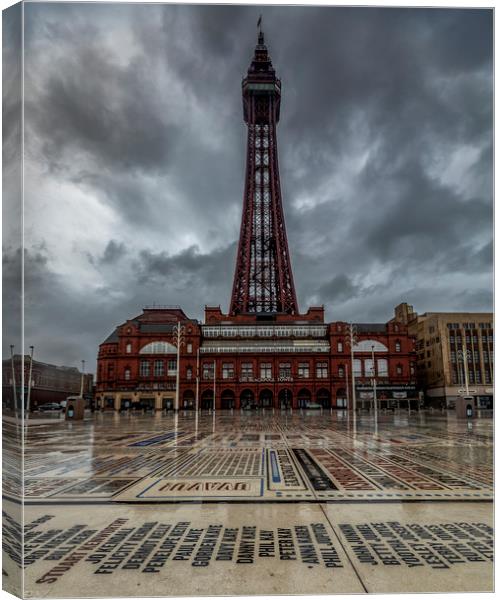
[95,30,417,412]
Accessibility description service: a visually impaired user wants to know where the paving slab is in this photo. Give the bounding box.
[6,500,364,597]
[2,410,494,597]
[323,501,493,593]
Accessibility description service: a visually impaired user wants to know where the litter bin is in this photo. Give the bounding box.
[65,397,85,420]
[456,396,475,419]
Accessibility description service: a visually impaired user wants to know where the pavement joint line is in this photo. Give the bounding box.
[318,502,369,594]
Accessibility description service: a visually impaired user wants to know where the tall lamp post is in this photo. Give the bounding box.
[10,345,17,413]
[195,347,200,412]
[371,344,378,422]
[212,359,216,412]
[80,360,86,398]
[172,323,186,412]
[457,347,472,397]
[27,346,34,414]
[344,323,358,413]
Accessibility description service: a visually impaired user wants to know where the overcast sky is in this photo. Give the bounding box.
[3,4,493,372]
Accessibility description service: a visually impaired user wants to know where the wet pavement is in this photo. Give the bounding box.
[2,410,494,596]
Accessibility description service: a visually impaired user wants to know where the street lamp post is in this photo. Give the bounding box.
[27,346,34,414]
[371,344,378,422]
[195,347,200,412]
[212,359,216,412]
[80,360,86,398]
[10,345,17,413]
[344,323,358,413]
[344,366,349,411]
[457,347,472,397]
[172,324,186,412]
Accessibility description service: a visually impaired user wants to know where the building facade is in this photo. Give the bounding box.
[395,305,494,409]
[3,355,93,410]
[96,306,417,411]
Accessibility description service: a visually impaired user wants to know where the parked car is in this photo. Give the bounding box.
[38,403,63,412]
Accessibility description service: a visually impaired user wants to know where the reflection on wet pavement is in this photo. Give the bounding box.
[2,410,493,596]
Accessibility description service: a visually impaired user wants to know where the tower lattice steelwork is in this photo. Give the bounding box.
[230,29,299,315]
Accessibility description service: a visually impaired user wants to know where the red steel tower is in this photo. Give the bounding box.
[230,29,299,315]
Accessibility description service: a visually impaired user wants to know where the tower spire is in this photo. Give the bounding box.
[257,15,264,45]
[229,30,299,315]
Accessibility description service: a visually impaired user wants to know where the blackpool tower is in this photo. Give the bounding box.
[229,28,299,315]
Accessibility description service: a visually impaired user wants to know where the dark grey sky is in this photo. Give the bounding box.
[3,4,493,372]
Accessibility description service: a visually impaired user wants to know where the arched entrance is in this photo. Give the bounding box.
[201,390,214,410]
[240,389,255,410]
[336,388,347,408]
[298,388,312,409]
[278,388,292,409]
[221,390,235,410]
[259,388,273,409]
[182,390,195,410]
[317,388,331,409]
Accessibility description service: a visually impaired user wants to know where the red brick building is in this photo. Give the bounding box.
[95,305,416,412]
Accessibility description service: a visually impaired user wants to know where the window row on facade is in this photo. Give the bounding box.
[103,358,415,383]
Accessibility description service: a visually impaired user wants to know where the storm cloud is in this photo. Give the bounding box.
[3,4,493,372]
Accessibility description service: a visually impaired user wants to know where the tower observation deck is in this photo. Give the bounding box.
[229,29,299,316]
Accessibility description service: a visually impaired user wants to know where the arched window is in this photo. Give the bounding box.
[338,365,345,377]
[139,341,177,354]
[395,340,401,352]
[353,340,388,352]
[124,367,131,380]
[396,363,403,375]
[125,342,132,354]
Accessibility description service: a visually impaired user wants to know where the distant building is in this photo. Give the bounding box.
[393,303,493,409]
[2,355,93,410]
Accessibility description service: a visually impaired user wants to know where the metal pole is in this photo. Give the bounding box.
[27,346,34,414]
[345,365,350,409]
[195,347,200,412]
[79,359,85,398]
[213,359,216,412]
[371,345,377,422]
[462,341,470,396]
[350,324,356,413]
[10,345,17,412]
[175,326,181,412]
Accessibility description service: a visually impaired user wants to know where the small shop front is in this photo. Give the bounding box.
[356,384,418,410]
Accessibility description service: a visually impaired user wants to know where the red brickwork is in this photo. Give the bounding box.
[96,307,416,411]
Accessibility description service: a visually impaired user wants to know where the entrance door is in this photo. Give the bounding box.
[182,391,195,410]
[141,397,155,412]
[278,389,292,409]
[317,389,331,409]
[259,389,273,409]
[221,391,235,410]
[240,389,255,410]
[201,390,214,410]
[298,389,312,409]
[162,397,174,411]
